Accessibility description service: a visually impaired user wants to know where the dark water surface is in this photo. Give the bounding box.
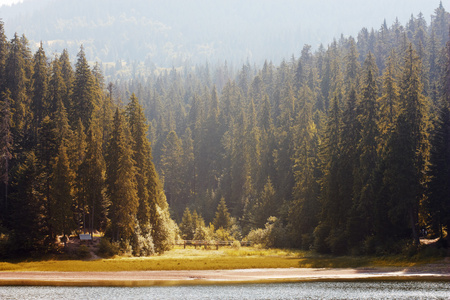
[0,281,449,299]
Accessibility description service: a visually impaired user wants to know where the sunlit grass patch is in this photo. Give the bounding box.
[0,247,443,272]
[223,247,305,257]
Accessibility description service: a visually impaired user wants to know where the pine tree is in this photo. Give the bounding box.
[76,124,106,234]
[179,207,194,240]
[71,46,97,129]
[315,95,343,254]
[289,84,320,249]
[126,93,160,237]
[377,52,400,152]
[0,20,7,90]
[31,43,49,143]
[427,35,450,239]
[255,177,277,229]
[59,49,73,114]
[230,108,252,216]
[160,130,183,218]
[201,86,222,190]
[427,103,450,239]
[350,52,379,247]
[50,144,75,242]
[180,128,195,208]
[384,44,430,245]
[213,197,231,230]
[5,33,30,152]
[9,152,45,253]
[105,108,139,242]
[0,90,13,218]
[36,116,58,238]
[344,37,360,91]
[339,88,359,218]
[48,57,66,116]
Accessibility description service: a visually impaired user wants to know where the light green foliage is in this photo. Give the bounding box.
[245,217,287,248]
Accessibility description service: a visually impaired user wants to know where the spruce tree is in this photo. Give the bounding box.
[59,49,73,114]
[378,52,400,152]
[48,57,66,116]
[71,46,97,129]
[289,85,320,249]
[5,33,30,152]
[160,130,183,218]
[105,108,138,242]
[315,95,342,254]
[0,20,7,90]
[50,144,75,242]
[76,124,106,234]
[213,197,231,230]
[31,43,49,143]
[126,93,160,239]
[0,90,12,218]
[179,207,194,240]
[350,52,379,247]
[384,44,430,245]
[9,152,45,253]
[427,36,450,239]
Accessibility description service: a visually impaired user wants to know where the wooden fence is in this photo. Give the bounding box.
[174,240,252,250]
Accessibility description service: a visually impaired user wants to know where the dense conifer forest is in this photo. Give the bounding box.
[0,3,449,257]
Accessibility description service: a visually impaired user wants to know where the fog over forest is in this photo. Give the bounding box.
[0,0,442,67]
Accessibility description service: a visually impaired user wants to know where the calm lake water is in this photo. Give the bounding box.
[0,281,449,299]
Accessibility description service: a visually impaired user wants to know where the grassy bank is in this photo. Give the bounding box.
[0,246,444,272]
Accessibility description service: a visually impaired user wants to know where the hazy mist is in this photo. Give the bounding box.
[0,0,443,66]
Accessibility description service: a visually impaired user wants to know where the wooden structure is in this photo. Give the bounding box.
[79,234,92,244]
[174,240,252,250]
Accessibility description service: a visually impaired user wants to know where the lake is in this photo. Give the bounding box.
[0,281,449,299]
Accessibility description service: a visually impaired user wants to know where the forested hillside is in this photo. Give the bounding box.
[0,3,449,257]
[0,27,177,256]
[0,0,441,68]
[113,3,450,254]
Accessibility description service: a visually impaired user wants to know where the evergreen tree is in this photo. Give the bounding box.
[289,84,320,249]
[9,152,45,254]
[71,46,97,129]
[0,20,7,90]
[315,95,343,254]
[160,130,183,218]
[31,43,49,143]
[377,52,400,152]
[126,93,160,239]
[255,177,278,229]
[213,197,231,230]
[59,49,73,114]
[349,52,379,247]
[5,33,30,153]
[384,45,430,245]
[105,108,139,242]
[179,207,194,240]
[48,57,66,116]
[76,124,106,234]
[427,36,450,239]
[0,90,13,218]
[50,144,75,242]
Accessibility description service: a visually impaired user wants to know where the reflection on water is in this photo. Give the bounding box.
[0,281,449,299]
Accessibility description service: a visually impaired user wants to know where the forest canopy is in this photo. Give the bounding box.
[0,2,449,257]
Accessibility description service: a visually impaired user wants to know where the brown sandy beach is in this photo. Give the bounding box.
[1,266,449,287]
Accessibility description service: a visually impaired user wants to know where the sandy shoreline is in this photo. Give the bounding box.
[0,267,449,286]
